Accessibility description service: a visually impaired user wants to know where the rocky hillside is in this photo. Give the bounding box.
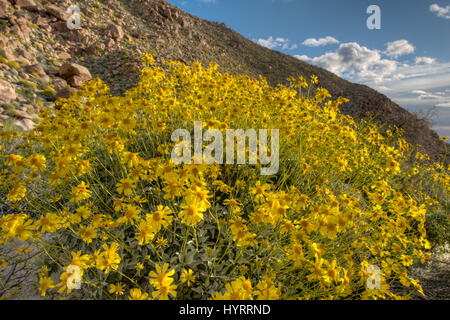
[0,0,448,162]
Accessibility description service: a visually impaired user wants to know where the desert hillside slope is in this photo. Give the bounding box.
[0,0,447,162]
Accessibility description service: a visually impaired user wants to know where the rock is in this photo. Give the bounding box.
[16,47,33,61]
[15,0,37,10]
[84,44,99,56]
[104,38,115,48]
[0,0,11,17]
[24,64,46,76]
[0,106,4,113]
[56,51,71,59]
[52,21,70,33]
[20,118,35,131]
[0,79,16,103]
[16,57,30,66]
[59,63,91,85]
[0,114,10,120]
[67,75,85,88]
[11,109,32,120]
[2,47,16,61]
[45,4,69,21]
[19,71,29,79]
[34,15,49,27]
[40,24,52,33]
[56,87,77,99]
[105,24,124,40]
[31,103,40,113]
[51,77,67,92]
[39,74,50,84]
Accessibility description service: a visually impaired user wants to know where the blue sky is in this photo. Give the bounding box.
[168,0,450,139]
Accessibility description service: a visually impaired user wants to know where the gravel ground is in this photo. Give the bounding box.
[390,247,450,300]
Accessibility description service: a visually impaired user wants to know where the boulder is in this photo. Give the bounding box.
[24,63,46,76]
[15,0,37,9]
[34,15,49,27]
[67,75,84,88]
[20,118,35,131]
[51,77,67,92]
[0,79,16,104]
[84,44,99,56]
[52,21,70,33]
[56,87,77,99]
[0,0,11,17]
[45,4,69,21]
[105,24,124,40]
[11,109,32,119]
[104,38,115,48]
[59,62,91,83]
[56,51,71,60]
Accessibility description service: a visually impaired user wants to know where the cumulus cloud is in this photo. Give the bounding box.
[255,36,298,50]
[302,36,339,47]
[295,42,398,84]
[293,38,450,138]
[415,57,436,64]
[385,40,415,58]
[293,39,450,111]
[430,3,450,19]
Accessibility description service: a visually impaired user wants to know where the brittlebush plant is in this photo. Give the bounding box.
[0,55,448,300]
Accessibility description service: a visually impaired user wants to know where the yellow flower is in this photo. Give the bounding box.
[39,276,55,297]
[147,205,173,232]
[135,219,155,245]
[70,181,91,203]
[109,283,125,296]
[152,281,177,300]
[28,154,46,171]
[7,183,26,202]
[287,243,304,266]
[79,225,97,244]
[181,269,196,287]
[136,262,144,271]
[254,278,281,300]
[70,251,91,269]
[249,181,270,202]
[213,277,252,300]
[121,204,141,225]
[129,288,149,300]
[148,263,175,287]
[96,242,121,274]
[179,202,204,226]
[155,237,168,248]
[116,178,136,196]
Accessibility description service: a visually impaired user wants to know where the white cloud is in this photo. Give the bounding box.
[430,3,450,19]
[295,42,398,84]
[293,40,450,112]
[255,36,297,50]
[302,36,339,47]
[385,40,415,58]
[415,57,436,64]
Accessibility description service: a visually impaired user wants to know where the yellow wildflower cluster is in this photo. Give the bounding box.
[0,54,448,300]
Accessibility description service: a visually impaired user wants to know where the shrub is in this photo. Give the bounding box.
[0,55,448,300]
